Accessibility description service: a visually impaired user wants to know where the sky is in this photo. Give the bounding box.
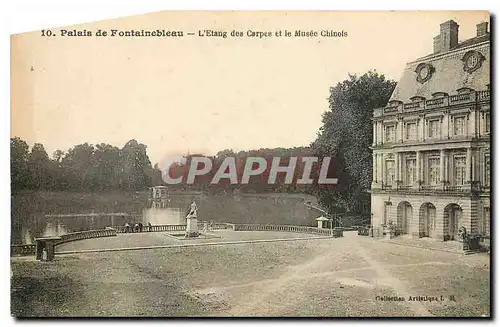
[11,11,489,164]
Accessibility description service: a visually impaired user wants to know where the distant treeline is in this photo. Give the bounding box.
[10,137,316,194]
[11,71,395,215]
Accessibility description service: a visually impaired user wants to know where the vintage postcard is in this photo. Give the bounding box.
[10,11,491,318]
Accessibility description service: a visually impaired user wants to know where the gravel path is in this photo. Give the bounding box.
[11,231,490,317]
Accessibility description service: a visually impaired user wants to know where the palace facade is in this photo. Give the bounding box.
[370,20,490,241]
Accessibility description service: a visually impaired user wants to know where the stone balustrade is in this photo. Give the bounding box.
[111,222,231,233]
[11,222,345,257]
[11,244,37,256]
[229,223,343,237]
[357,226,370,236]
[378,90,489,116]
[112,224,187,233]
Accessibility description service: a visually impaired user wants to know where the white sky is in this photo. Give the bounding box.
[11,11,489,164]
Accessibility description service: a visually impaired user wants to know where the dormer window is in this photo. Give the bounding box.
[387,100,403,107]
[409,96,426,102]
[431,92,448,98]
[456,87,474,94]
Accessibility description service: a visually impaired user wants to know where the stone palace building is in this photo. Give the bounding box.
[371,20,490,241]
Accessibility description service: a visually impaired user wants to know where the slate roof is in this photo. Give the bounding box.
[389,33,490,102]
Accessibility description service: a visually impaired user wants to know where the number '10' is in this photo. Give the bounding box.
[41,30,53,37]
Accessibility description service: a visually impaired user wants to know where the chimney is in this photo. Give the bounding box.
[439,20,459,52]
[477,22,489,36]
[433,35,441,53]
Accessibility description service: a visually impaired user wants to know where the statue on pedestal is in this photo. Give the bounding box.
[185,201,199,237]
[186,201,198,219]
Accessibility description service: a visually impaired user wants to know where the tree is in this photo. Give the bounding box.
[311,71,396,214]
[61,143,96,190]
[10,137,30,192]
[120,140,153,191]
[27,143,52,189]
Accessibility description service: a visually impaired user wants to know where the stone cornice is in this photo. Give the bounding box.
[406,40,490,67]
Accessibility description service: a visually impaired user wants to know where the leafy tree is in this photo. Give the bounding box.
[93,143,121,191]
[10,137,30,192]
[311,71,396,214]
[120,140,153,191]
[27,143,52,189]
[61,143,96,190]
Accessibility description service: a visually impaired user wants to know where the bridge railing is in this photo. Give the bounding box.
[55,228,117,245]
[11,228,117,256]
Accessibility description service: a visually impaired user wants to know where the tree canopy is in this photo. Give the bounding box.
[311,71,396,214]
[11,138,156,193]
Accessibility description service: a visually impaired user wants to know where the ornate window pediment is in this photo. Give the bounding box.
[414,63,435,84]
[409,96,426,102]
[388,100,403,106]
[456,87,475,94]
[461,50,485,73]
[431,92,448,98]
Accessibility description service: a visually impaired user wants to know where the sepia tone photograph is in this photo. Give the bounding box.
[9,10,491,318]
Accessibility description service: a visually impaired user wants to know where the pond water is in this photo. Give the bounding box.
[11,191,318,244]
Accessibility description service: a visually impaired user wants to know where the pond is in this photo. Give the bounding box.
[11,191,318,244]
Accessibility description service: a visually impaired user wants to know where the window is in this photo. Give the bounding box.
[453,156,466,186]
[485,113,490,134]
[485,155,490,186]
[453,116,466,136]
[428,157,440,185]
[385,160,395,184]
[428,119,440,138]
[385,125,396,143]
[405,157,417,186]
[406,122,417,140]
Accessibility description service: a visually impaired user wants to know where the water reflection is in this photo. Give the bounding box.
[42,222,69,238]
[142,207,183,225]
[15,206,185,245]
[22,227,32,245]
[12,193,316,245]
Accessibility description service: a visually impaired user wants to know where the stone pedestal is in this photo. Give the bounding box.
[186,217,199,238]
